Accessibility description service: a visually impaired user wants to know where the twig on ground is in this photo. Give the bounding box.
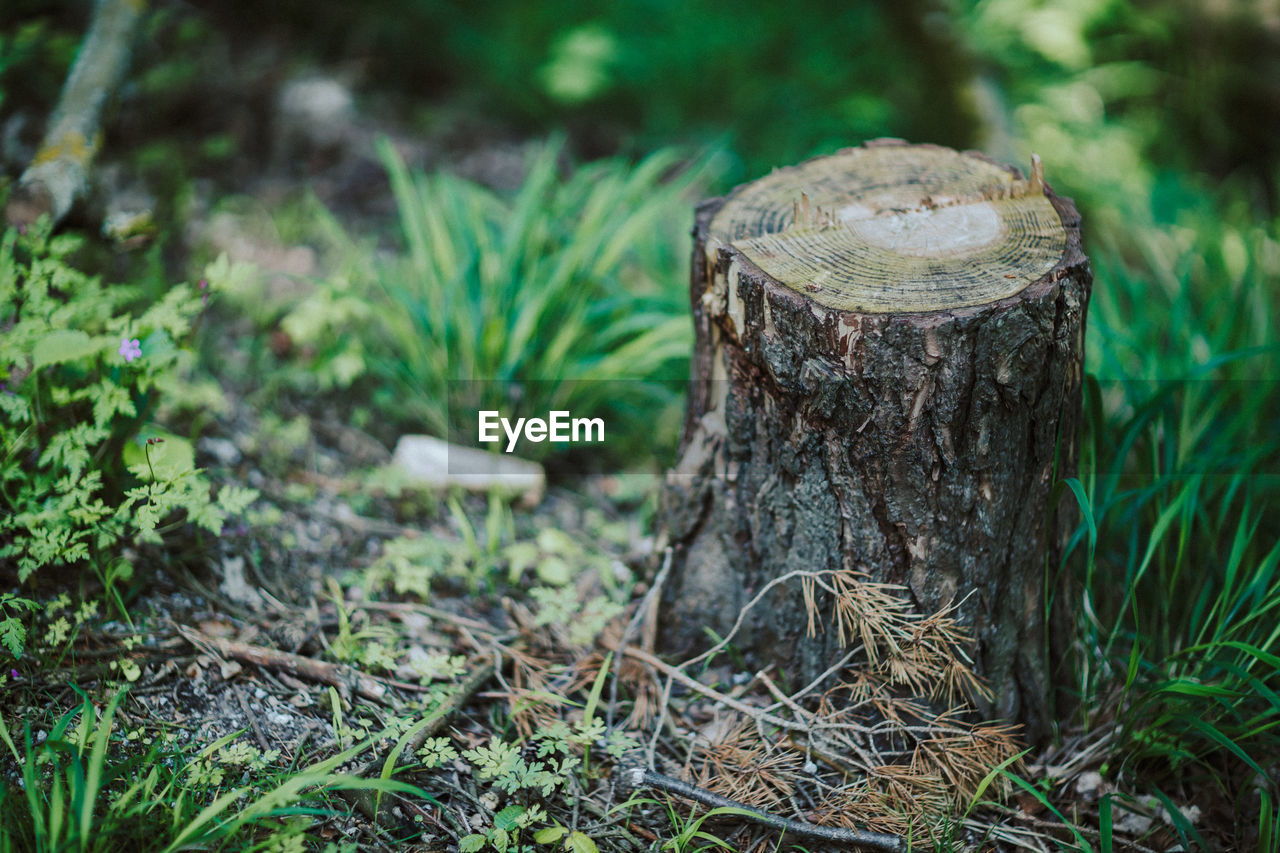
[761,646,861,712]
[622,645,812,735]
[355,600,505,637]
[676,569,841,673]
[232,683,272,751]
[63,635,187,659]
[174,623,427,705]
[622,764,907,852]
[756,669,811,721]
[647,657,675,772]
[757,670,878,772]
[609,547,671,729]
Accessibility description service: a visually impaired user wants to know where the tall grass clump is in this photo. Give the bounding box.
[0,687,428,851]
[1066,185,1280,839]
[369,138,712,463]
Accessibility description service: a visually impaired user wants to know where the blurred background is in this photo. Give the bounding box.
[6,0,1280,221]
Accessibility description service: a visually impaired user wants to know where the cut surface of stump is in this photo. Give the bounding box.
[661,140,1090,741]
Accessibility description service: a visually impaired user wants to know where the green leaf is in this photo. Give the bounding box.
[536,528,579,556]
[33,329,100,368]
[494,804,526,831]
[536,556,572,586]
[1099,794,1114,853]
[1001,771,1095,852]
[39,423,105,480]
[140,328,179,365]
[1151,788,1212,853]
[203,252,258,300]
[534,826,568,845]
[90,380,136,428]
[123,434,197,480]
[566,831,599,853]
[0,391,31,422]
[581,652,611,729]
[504,541,540,584]
[216,485,259,516]
[459,834,486,853]
[963,748,1030,818]
[0,617,26,658]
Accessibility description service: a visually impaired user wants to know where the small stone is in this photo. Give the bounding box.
[1074,770,1103,798]
[391,434,544,506]
[199,436,242,467]
[219,555,264,610]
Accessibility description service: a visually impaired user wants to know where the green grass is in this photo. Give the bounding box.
[202,138,716,467]
[0,687,428,852]
[366,137,714,463]
[1057,185,1280,846]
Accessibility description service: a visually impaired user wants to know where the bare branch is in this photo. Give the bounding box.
[623,764,908,852]
[6,0,145,228]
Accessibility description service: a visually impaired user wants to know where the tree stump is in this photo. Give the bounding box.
[660,140,1090,740]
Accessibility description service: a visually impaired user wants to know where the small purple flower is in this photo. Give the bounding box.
[8,669,16,679]
[199,278,209,305]
[119,337,142,362]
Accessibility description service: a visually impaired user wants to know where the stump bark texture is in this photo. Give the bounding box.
[660,140,1090,739]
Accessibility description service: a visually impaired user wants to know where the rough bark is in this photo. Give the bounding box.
[659,140,1090,741]
[5,0,145,228]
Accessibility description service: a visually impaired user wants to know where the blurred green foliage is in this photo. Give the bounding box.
[955,0,1280,222]
[203,0,978,176]
[0,3,83,114]
[6,1,1278,210]
[179,0,1280,204]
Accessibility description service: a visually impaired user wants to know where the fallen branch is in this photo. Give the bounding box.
[5,0,145,227]
[174,623,424,705]
[675,569,841,673]
[355,599,505,638]
[232,683,272,751]
[621,645,811,735]
[622,764,907,852]
[608,547,671,729]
